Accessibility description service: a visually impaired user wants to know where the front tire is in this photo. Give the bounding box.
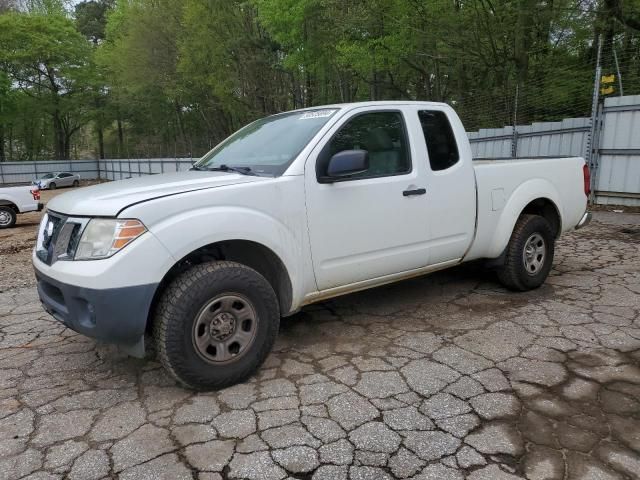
[496,214,555,291]
[0,206,17,229]
[49,182,56,190]
[153,261,280,390]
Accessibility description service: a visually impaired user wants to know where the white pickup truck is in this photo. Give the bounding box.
[0,185,42,229]
[33,101,591,390]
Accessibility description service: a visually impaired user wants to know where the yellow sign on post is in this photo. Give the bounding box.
[601,74,615,84]
[600,74,615,95]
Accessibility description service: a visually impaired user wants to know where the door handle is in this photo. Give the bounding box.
[403,188,426,197]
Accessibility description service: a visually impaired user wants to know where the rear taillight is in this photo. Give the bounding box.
[583,164,591,196]
[31,188,41,201]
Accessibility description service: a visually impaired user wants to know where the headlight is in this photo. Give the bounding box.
[75,219,147,260]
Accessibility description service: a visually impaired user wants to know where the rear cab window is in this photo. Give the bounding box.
[418,110,460,171]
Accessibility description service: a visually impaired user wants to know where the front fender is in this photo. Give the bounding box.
[143,206,306,307]
[484,179,563,259]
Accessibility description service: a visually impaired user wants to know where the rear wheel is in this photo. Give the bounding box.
[49,182,56,190]
[0,206,17,229]
[72,180,79,187]
[153,261,280,390]
[496,214,555,291]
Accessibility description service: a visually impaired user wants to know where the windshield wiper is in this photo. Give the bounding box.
[206,164,257,176]
[190,164,207,171]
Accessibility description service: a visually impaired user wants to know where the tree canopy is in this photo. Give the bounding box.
[0,0,639,160]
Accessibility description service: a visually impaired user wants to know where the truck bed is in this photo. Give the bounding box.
[465,156,588,261]
[0,186,40,213]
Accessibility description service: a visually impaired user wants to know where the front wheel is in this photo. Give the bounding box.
[496,214,555,291]
[49,182,56,190]
[153,261,280,390]
[0,206,17,229]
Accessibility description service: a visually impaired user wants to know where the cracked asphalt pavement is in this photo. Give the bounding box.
[1,212,639,479]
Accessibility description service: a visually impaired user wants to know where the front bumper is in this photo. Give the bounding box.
[575,211,592,230]
[35,269,157,357]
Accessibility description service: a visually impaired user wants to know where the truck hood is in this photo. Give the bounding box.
[46,171,269,217]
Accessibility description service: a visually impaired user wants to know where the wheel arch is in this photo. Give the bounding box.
[487,195,562,261]
[520,197,562,238]
[0,200,19,213]
[479,178,564,260]
[147,239,294,335]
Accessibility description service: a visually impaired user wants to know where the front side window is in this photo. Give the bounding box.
[318,111,410,180]
[418,110,459,171]
[196,108,338,176]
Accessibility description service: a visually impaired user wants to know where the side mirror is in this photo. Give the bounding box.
[322,150,369,182]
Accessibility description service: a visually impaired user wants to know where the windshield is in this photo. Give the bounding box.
[195,108,338,176]
[41,174,55,179]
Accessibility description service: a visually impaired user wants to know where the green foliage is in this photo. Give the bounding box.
[0,0,639,160]
[75,0,114,43]
[0,9,94,159]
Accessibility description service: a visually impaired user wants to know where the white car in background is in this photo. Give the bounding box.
[33,172,80,190]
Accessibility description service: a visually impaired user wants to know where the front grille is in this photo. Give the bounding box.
[36,212,86,265]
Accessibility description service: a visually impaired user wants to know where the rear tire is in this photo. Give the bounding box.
[153,261,280,390]
[496,214,555,291]
[0,206,17,229]
[49,182,56,190]
[73,180,79,187]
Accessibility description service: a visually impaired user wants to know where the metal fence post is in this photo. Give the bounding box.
[613,47,624,96]
[587,36,603,200]
[590,102,605,202]
[511,84,519,158]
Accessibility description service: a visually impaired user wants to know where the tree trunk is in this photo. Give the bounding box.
[8,125,13,161]
[514,0,535,86]
[95,96,105,159]
[305,70,313,107]
[117,118,124,158]
[53,111,65,159]
[97,126,105,159]
[174,102,189,156]
[64,133,72,160]
[0,123,5,162]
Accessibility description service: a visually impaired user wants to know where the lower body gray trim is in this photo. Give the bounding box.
[35,269,157,357]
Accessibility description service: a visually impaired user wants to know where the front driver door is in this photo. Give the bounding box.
[305,108,431,291]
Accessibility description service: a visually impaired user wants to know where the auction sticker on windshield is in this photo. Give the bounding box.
[299,109,336,120]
